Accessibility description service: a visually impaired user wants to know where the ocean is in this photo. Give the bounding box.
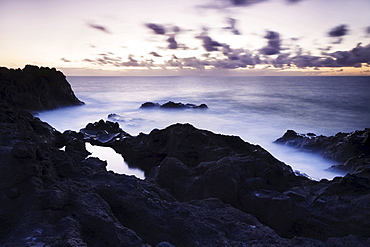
[36,76,370,180]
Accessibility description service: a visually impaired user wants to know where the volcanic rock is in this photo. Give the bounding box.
[275,129,370,173]
[140,101,208,109]
[0,105,333,246]
[140,102,161,108]
[79,120,370,241]
[0,65,84,111]
[80,119,132,144]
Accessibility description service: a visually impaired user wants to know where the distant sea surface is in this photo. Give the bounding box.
[37,76,370,180]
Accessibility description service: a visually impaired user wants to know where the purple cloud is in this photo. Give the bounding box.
[174,42,370,70]
[196,34,224,52]
[260,31,282,55]
[286,0,304,3]
[144,23,193,51]
[61,58,71,62]
[284,43,370,69]
[173,26,181,33]
[167,35,178,49]
[146,23,166,35]
[82,53,157,69]
[88,23,111,34]
[328,43,370,67]
[199,0,301,10]
[328,24,348,37]
[230,0,267,7]
[120,55,141,67]
[224,18,241,35]
[318,46,332,52]
[149,52,162,57]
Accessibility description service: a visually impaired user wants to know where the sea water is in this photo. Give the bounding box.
[37,76,370,180]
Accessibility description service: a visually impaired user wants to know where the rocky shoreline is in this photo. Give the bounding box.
[275,129,370,174]
[0,65,83,111]
[1,66,369,246]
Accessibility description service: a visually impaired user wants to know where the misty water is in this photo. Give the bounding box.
[37,76,370,180]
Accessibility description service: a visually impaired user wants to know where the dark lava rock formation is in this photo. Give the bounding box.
[0,65,83,111]
[1,66,370,246]
[80,120,370,244]
[1,105,335,246]
[140,101,208,109]
[275,129,370,174]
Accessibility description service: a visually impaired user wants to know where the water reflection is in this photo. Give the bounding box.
[85,143,145,179]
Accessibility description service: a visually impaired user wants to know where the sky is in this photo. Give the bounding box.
[1,0,370,76]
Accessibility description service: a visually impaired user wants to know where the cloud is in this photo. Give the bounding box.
[81,38,370,72]
[366,26,370,35]
[81,53,159,69]
[327,25,348,44]
[286,0,304,3]
[331,38,343,44]
[120,55,141,67]
[61,58,71,62]
[224,18,241,35]
[203,36,223,51]
[88,23,111,34]
[165,56,183,68]
[83,59,94,63]
[182,57,207,69]
[196,33,224,52]
[196,0,266,10]
[328,24,348,37]
[229,0,267,7]
[145,23,186,49]
[146,23,166,35]
[198,0,302,10]
[164,56,209,70]
[167,35,178,49]
[173,26,181,33]
[328,43,370,67]
[269,53,291,68]
[318,46,332,52]
[260,31,282,55]
[162,46,262,70]
[282,43,370,69]
[149,52,162,57]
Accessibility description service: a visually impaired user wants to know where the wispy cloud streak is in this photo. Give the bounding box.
[87,23,111,34]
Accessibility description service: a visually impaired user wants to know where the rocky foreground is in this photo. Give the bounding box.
[1,66,369,246]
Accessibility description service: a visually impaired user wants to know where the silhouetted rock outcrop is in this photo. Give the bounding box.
[0,65,83,111]
[140,102,161,108]
[140,101,208,109]
[275,129,370,173]
[80,119,132,144]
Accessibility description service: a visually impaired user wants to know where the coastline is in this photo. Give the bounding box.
[1,66,369,246]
